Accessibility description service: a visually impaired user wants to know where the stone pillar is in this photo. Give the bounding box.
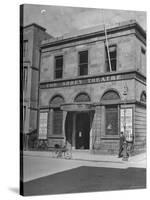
[89,111,94,150]
[72,113,76,149]
[101,106,105,137]
[47,109,53,137]
[62,111,67,145]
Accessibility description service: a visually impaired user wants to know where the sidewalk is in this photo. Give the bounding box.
[23,150,146,166]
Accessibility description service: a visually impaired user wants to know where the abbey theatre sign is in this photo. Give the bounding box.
[40,72,138,89]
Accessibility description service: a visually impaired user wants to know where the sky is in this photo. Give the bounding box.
[23,4,146,37]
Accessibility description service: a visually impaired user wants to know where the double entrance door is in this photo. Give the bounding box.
[75,112,90,149]
[65,112,90,150]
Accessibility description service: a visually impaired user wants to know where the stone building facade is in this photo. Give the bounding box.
[38,20,146,154]
[21,23,51,149]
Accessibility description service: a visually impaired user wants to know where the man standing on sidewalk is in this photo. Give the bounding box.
[118,132,126,158]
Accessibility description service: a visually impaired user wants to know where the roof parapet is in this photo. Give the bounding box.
[41,19,146,47]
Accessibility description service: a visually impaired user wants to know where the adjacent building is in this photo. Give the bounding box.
[21,23,52,149]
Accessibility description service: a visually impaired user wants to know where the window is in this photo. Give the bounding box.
[106,45,117,72]
[53,108,63,135]
[141,48,146,70]
[74,93,90,102]
[50,95,64,135]
[79,50,88,76]
[101,90,120,136]
[105,105,118,135]
[23,40,28,58]
[23,67,28,91]
[54,55,63,79]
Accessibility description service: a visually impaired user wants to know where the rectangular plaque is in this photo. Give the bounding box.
[120,108,133,141]
[39,112,48,139]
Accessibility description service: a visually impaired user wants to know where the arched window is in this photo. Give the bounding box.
[101,90,120,103]
[74,93,90,102]
[50,95,64,106]
[101,90,120,136]
[140,91,146,103]
[50,95,64,135]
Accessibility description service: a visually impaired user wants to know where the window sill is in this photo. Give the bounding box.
[48,135,64,139]
[101,136,119,140]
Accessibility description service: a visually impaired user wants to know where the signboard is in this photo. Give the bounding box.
[40,72,136,89]
[39,112,48,139]
[120,108,133,142]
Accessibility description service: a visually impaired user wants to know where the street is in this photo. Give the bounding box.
[22,152,146,196]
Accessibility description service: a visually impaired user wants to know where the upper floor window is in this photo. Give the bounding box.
[79,50,88,76]
[23,40,28,58]
[141,47,146,70]
[54,55,63,79]
[106,45,117,72]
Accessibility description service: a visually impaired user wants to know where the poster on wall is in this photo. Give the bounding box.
[120,108,133,142]
[39,112,48,139]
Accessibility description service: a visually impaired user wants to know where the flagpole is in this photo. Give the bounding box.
[102,10,112,72]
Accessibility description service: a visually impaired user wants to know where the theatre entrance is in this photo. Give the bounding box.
[65,111,91,150]
[75,112,90,149]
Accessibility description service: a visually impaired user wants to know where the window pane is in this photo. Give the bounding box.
[111,59,116,71]
[56,56,63,67]
[79,51,88,63]
[55,70,62,79]
[79,64,88,75]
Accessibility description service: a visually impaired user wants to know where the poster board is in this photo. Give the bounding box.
[120,108,133,142]
[39,112,48,139]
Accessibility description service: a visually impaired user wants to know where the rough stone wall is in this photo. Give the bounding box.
[40,34,136,82]
[134,37,146,76]
[135,79,146,101]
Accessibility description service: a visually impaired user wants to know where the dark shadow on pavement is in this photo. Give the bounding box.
[23,166,146,196]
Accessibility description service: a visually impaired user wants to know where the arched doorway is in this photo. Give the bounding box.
[74,93,91,149]
[75,112,90,149]
[62,92,94,150]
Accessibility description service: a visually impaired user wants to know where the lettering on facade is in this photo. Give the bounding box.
[40,73,132,89]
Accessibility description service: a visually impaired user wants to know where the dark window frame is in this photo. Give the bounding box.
[141,47,146,70]
[78,50,88,76]
[54,55,63,79]
[105,45,117,72]
[52,108,63,135]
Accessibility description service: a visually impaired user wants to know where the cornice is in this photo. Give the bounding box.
[40,20,146,49]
